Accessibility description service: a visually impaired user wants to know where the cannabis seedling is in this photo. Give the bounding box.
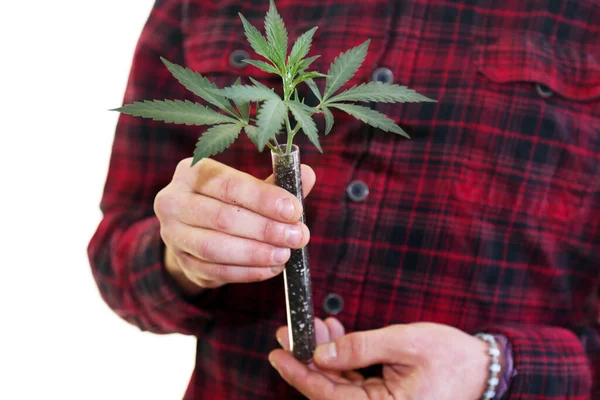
[114,0,435,362]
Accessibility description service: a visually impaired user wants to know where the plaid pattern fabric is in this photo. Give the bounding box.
[88,0,600,398]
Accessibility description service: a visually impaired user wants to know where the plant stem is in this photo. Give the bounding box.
[266,141,282,155]
[284,114,295,154]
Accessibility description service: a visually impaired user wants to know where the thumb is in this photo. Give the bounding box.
[313,326,405,370]
[265,164,316,199]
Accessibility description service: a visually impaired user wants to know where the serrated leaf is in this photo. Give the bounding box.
[295,55,320,74]
[244,125,260,147]
[233,78,250,121]
[243,59,281,75]
[256,97,288,151]
[288,27,318,68]
[193,124,242,165]
[327,82,436,104]
[249,76,275,92]
[292,71,328,87]
[160,57,237,115]
[113,100,238,126]
[305,79,322,101]
[256,97,287,151]
[238,13,275,62]
[324,40,370,100]
[329,103,409,138]
[321,106,334,135]
[216,84,278,102]
[287,100,322,152]
[264,0,288,68]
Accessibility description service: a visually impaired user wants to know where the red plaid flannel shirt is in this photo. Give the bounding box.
[88,0,600,398]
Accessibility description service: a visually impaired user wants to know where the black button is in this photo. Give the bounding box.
[347,180,369,202]
[372,67,394,84]
[535,83,553,99]
[323,293,344,315]
[229,49,250,69]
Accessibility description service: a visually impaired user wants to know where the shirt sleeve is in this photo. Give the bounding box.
[483,325,596,399]
[88,0,212,335]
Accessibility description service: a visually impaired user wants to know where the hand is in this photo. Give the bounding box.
[275,317,365,384]
[155,158,316,294]
[269,322,499,400]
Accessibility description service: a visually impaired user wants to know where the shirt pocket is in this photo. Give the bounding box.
[453,33,600,237]
[473,33,600,102]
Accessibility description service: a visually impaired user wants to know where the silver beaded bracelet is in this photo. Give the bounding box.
[474,333,502,400]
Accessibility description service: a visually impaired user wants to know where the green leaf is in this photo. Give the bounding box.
[238,13,275,62]
[324,40,370,99]
[264,0,288,68]
[287,100,322,152]
[243,59,281,75]
[193,124,242,165]
[249,76,275,92]
[292,71,328,87]
[327,82,436,104]
[160,57,237,115]
[294,55,321,76]
[329,103,409,138]
[288,26,318,68]
[233,78,250,121]
[244,125,260,147]
[321,106,334,135]
[217,84,278,102]
[304,79,322,101]
[113,100,238,126]
[256,97,288,151]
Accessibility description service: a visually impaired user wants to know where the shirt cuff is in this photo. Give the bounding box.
[492,334,516,399]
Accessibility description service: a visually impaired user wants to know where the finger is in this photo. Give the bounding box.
[162,192,310,249]
[166,224,291,267]
[269,350,368,400]
[264,164,317,199]
[176,158,304,222]
[341,370,364,383]
[313,326,407,371]
[176,252,285,285]
[276,318,330,351]
[324,317,345,340]
[362,378,394,399]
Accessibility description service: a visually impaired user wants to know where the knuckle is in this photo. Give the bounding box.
[211,264,231,282]
[153,189,176,219]
[261,219,282,243]
[220,175,240,204]
[347,333,368,361]
[175,158,195,177]
[158,225,173,245]
[248,244,275,266]
[211,204,232,231]
[195,238,214,261]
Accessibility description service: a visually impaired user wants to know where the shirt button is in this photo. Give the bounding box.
[372,67,394,84]
[347,180,369,202]
[229,49,250,69]
[323,293,344,315]
[535,83,553,99]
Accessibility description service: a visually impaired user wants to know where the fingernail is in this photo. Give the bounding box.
[270,265,284,274]
[273,248,290,264]
[275,332,284,348]
[285,225,302,247]
[277,198,295,220]
[316,342,337,363]
[268,354,280,373]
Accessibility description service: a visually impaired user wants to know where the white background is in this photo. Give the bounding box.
[1,1,196,399]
